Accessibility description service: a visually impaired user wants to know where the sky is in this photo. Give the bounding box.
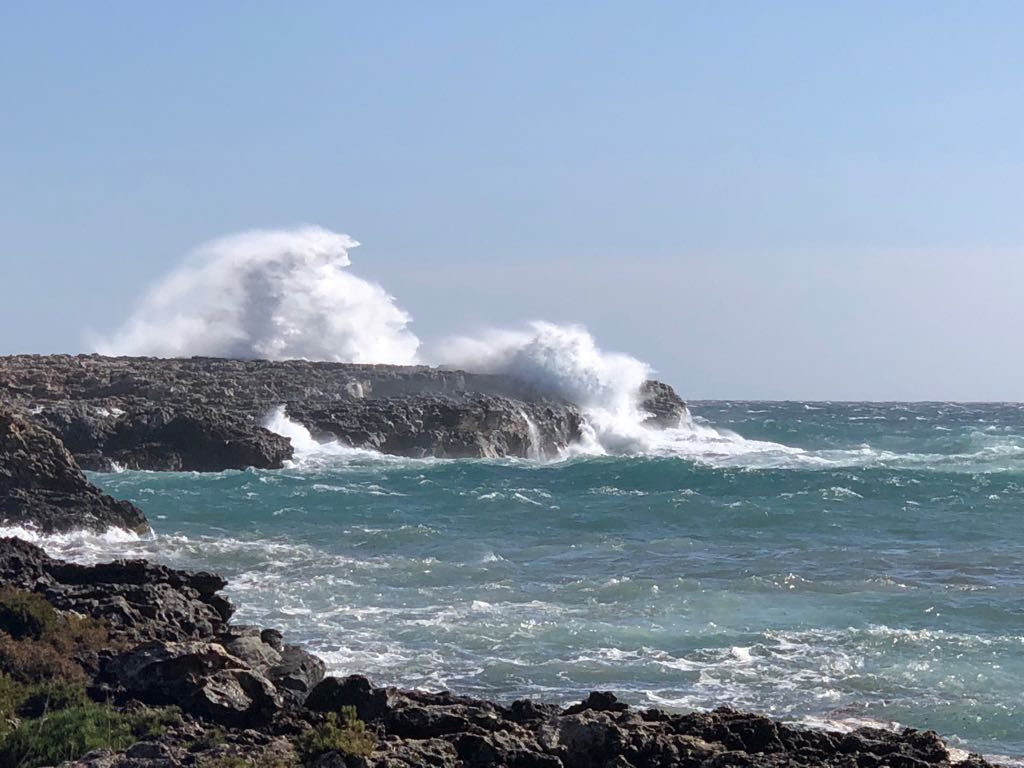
[1,2,1022,400]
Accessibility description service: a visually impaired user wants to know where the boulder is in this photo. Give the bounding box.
[99,640,283,725]
[638,379,688,428]
[305,674,389,721]
[220,626,325,706]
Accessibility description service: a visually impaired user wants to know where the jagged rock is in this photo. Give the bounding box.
[306,674,390,721]
[638,380,688,428]
[220,625,325,706]
[561,690,629,716]
[0,408,149,533]
[288,396,579,459]
[35,403,296,472]
[0,536,230,642]
[99,640,283,725]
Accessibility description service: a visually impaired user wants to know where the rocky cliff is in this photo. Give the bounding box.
[0,355,688,470]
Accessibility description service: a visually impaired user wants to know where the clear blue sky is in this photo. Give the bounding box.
[2,2,1022,400]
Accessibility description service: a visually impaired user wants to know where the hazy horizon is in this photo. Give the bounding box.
[2,3,1022,400]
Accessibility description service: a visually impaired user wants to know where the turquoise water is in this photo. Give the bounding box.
[33,402,1024,759]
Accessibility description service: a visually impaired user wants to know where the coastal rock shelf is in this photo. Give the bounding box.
[0,354,687,469]
[0,537,999,768]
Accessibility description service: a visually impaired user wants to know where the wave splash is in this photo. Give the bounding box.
[439,322,797,461]
[93,227,420,364]
[94,226,794,461]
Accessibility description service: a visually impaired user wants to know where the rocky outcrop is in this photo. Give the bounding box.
[0,408,149,533]
[288,396,579,459]
[638,380,689,428]
[0,538,1001,768]
[34,402,295,472]
[0,537,322,725]
[297,680,991,768]
[0,355,684,468]
[0,536,227,639]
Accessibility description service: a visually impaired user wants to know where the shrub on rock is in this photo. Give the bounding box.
[0,701,179,768]
[297,706,376,765]
[0,589,57,640]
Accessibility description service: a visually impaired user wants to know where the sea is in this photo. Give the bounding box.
[10,400,1023,762]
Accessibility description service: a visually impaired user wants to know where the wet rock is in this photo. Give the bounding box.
[0,407,149,534]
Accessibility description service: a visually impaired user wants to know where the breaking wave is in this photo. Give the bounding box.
[93,225,794,460]
[439,322,798,459]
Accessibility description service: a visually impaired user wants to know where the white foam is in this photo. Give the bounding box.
[439,321,800,462]
[0,524,146,564]
[263,405,392,467]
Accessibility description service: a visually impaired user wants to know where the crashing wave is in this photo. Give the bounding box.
[93,226,795,461]
[93,227,420,364]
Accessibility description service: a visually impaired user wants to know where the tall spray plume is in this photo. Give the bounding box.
[93,227,421,364]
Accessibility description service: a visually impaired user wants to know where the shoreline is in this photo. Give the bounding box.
[0,360,1019,765]
[0,534,1005,768]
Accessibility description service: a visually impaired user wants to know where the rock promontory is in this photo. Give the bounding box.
[0,355,688,470]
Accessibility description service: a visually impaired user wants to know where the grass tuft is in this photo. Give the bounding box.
[297,705,376,765]
[0,701,179,768]
[0,591,58,641]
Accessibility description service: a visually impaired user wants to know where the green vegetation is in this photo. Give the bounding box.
[0,677,89,722]
[0,588,111,686]
[189,724,229,752]
[198,755,299,768]
[0,588,181,767]
[297,706,376,765]
[0,701,179,768]
[0,590,58,641]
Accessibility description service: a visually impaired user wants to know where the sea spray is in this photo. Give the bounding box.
[262,405,404,466]
[92,226,794,460]
[518,409,543,460]
[438,322,796,459]
[93,227,420,364]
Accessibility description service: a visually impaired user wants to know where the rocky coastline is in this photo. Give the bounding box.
[0,536,999,768]
[0,354,1006,766]
[0,355,686,471]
